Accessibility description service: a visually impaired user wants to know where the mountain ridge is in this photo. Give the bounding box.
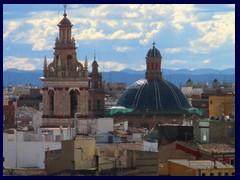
[3,68,235,87]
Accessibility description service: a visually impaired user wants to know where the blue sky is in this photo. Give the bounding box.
[3,4,235,72]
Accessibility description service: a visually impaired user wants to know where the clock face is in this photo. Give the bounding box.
[199,121,209,127]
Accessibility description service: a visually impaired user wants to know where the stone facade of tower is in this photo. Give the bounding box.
[40,10,94,126]
[88,55,105,118]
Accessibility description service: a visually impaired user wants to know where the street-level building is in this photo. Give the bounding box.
[159,159,235,176]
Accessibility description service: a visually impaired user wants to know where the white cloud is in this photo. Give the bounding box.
[170,4,198,31]
[98,61,126,72]
[74,28,106,40]
[190,12,235,52]
[132,22,145,32]
[114,46,131,52]
[108,30,124,39]
[226,4,235,8]
[89,6,109,18]
[164,60,187,65]
[123,12,139,18]
[140,22,165,45]
[202,59,211,64]
[164,48,182,54]
[3,4,199,51]
[3,56,44,70]
[107,30,142,40]
[188,46,209,54]
[3,21,22,40]
[131,64,146,71]
[3,4,235,71]
[104,20,118,28]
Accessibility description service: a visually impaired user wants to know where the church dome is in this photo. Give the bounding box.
[146,42,162,58]
[117,78,191,112]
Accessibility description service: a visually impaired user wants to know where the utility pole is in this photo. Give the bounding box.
[95,147,100,176]
[95,154,99,176]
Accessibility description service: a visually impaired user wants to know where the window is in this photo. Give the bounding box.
[50,95,54,110]
[224,172,229,176]
[201,173,206,176]
[232,172,235,176]
[151,62,154,70]
[97,100,101,111]
[218,158,223,163]
[89,100,91,111]
[70,91,78,118]
[230,158,234,166]
[210,173,214,176]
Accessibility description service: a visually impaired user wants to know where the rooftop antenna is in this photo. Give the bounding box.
[63,4,67,17]
[188,66,191,79]
[170,70,172,82]
[152,34,155,47]
[58,4,59,21]
[97,47,100,61]
[94,49,96,61]
[109,65,112,83]
[64,4,67,12]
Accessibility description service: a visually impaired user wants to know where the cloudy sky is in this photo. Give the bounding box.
[3,4,235,72]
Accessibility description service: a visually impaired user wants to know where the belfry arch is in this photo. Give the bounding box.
[69,89,79,118]
[48,89,54,116]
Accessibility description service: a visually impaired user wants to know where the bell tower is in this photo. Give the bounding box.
[145,42,162,80]
[88,52,105,118]
[40,6,89,126]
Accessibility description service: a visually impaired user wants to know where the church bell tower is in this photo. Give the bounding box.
[40,6,89,126]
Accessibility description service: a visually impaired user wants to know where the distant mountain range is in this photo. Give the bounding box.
[3,68,235,87]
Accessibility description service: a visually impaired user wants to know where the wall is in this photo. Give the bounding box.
[3,168,46,176]
[114,115,196,130]
[45,140,74,175]
[168,161,196,176]
[142,140,158,152]
[3,99,15,128]
[157,125,194,144]
[3,131,61,168]
[199,168,235,176]
[32,111,43,131]
[74,138,96,170]
[158,142,196,164]
[167,160,235,176]
[209,95,234,118]
[127,150,159,176]
[209,121,235,143]
[96,118,113,134]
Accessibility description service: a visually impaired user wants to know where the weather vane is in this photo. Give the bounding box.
[64,4,67,11]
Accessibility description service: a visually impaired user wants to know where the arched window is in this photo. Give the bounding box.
[151,62,154,70]
[69,90,78,118]
[67,55,73,66]
[97,100,101,111]
[48,90,54,116]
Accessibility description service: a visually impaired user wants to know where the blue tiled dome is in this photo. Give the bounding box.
[117,79,191,111]
[146,42,162,58]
